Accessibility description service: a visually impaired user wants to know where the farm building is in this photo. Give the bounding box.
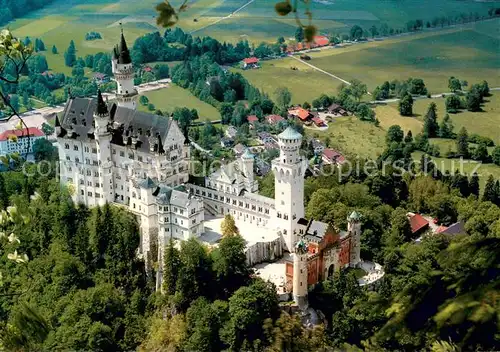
[327,103,349,116]
[322,148,346,165]
[242,57,259,69]
[266,114,284,125]
[288,107,312,122]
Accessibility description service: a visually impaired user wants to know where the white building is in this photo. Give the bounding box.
[56,31,361,294]
[0,127,44,156]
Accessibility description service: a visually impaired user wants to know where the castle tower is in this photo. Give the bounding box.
[272,126,307,251]
[348,210,362,266]
[94,90,114,205]
[112,28,138,110]
[241,148,257,192]
[293,239,309,308]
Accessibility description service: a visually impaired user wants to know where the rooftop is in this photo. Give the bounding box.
[0,127,44,141]
[278,126,302,140]
[243,57,259,64]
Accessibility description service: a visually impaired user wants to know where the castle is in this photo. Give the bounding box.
[56,31,363,303]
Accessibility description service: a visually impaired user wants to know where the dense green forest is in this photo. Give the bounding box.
[0,150,498,351]
[0,0,56,25]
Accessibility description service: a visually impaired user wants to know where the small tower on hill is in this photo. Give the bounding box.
[241,148,257,192]
[112,26,138,110]
[94,90,114,205]
[293,238,309,309]
[348,210,362,266]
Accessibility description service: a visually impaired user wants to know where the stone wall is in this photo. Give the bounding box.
[245,236,283,266]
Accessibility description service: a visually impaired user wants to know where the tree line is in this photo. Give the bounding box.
[0,0,56,25]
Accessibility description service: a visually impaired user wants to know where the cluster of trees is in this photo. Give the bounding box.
[0,163,153,351]
[84,31,102,41]
[445,80,490,113]
[171,54,276,125]
[0,0,56,25]
[373,78,428,105]
[307,81,376,123]
[132,28,254,66]
[332,8,497,42]
[23,37,46,52]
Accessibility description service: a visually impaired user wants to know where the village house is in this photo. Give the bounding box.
[288,107,312,123]
[242,57,259,69]
[286,35,330,53]
[407,213,430,236]
[93,72,110,84]
[225,125,238,139]
[266,114,284,125]
[311,116,326,127]
[326,103,349,116]
[264,141,280,151]
[247,115,259,127]
[233,143,246,156]
[255,158,271,176]
[0,127,44,157]
[257,132,275,144]
[322,148,346,165]
[310,139,325,155]
[436,221,466,235]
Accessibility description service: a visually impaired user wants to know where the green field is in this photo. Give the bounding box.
[409,92,500,145]
[139,85,221,120]
[306,21,500,93]
[195,0,499,42]
[309,116,386,159]
[235,58,340,104]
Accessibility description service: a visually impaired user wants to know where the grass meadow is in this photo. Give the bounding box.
[139,85,221,121]
[306,21,500,93]
[234,58,340,104]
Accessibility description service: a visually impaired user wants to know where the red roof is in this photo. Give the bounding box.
[289,107,310,121]
[243,57,259,64]
[313,35,329,47]
[143,66,153,72]
[436,225,448,234]
[0,127,44,141]
[266,114,284,124]
[408,214,429,234]
[323,148,342,161]
[312,117,324,126]
[247,115,258,123]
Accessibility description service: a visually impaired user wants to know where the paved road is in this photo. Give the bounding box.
[371,87,500,104]
[289,55,352,86]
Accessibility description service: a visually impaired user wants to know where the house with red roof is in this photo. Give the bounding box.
[322,148,346,165]
[311,116,325,127]
[313,35,330,47]
[266,114,284,125]
[0,127,45,156]
[288,107,312,122]
[247,115,259,126]
[407,213,430,236]
[242,57,259,69]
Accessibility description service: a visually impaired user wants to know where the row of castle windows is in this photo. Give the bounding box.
[81,190,100,199]
[194,188,270,214]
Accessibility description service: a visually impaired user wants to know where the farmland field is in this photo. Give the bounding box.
[139,85,221,121]
[235,58,340,104]
[306,21,500,93]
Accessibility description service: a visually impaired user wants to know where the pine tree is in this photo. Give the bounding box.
[495,181,500,206]
[439,113,454,138]
[398,91,413,116]
[456,127,469,158]
[423,102,439,137]
[469,172,480,197]
[450,170,470,197]
[64,40,76,67]
[404,130,413,144]
[51,45,58,54]
[163,239,181,296]
[482,175,497,203]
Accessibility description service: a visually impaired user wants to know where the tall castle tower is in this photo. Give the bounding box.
[94,90,114,205]
[272,126,307,251]
[112,28,138,110]
[348,211,362,266]
[293,239,309,308]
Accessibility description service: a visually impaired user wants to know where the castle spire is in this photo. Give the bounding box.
[117,24,131,64]
[96,89,109,117]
